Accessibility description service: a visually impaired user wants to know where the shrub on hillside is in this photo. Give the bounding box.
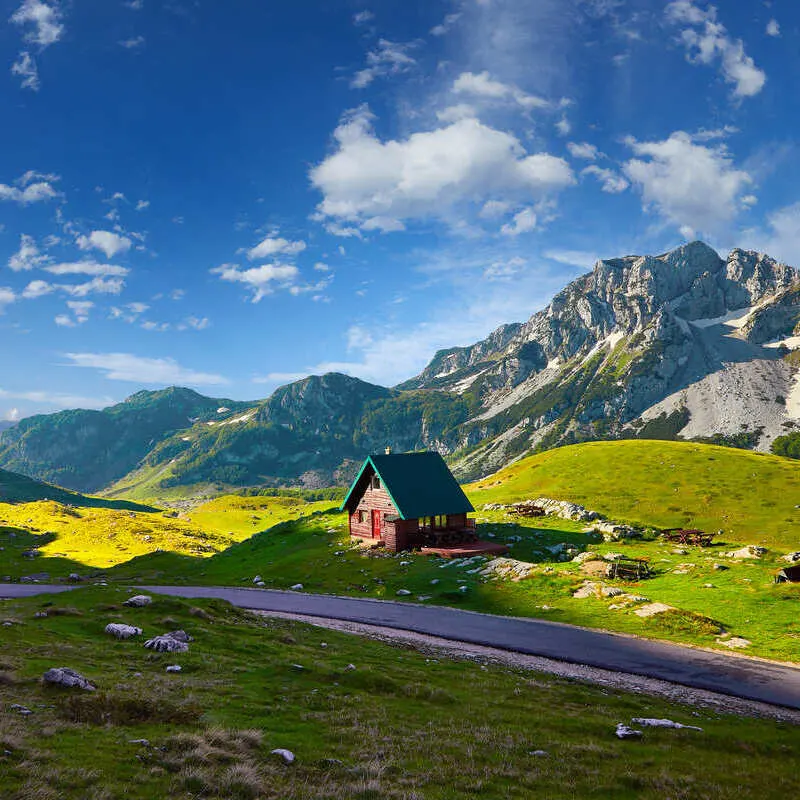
[771,431,800,460]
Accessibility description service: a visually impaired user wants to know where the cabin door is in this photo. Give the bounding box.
[371,509,382,538]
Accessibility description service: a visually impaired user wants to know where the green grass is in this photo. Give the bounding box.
[469,440,800,547]
[3,440,800,662]
[0,586,798,799]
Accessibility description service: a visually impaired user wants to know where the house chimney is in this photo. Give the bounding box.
[385,445,392,455]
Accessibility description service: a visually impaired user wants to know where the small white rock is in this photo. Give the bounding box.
[166,665,182,673]
[105,623,143,640]
[345,663,356,671]
[615,723,642,739]
[253,575,263,584]
[123,595,152,608]
[271,748,295,764]
[458,585,469,593]
[289,583,304,591]
[396,589,412,596]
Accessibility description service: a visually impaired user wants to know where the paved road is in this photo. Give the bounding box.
[2,583,799,709]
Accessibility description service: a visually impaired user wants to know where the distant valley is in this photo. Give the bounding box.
[1,241,799,498]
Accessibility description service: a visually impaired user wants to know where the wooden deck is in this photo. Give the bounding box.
[420,540,509,558]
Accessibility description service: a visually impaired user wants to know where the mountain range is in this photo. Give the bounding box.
[2,241,799,496]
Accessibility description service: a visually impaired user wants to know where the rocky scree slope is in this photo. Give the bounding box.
[2,242,799,492]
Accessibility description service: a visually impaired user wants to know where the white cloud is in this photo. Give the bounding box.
[452,71,549,111]
[500,207,538,236]
[246,235,306,260]
[479,200,511,218]
[59,277,125,297]
[119,35,145,49]
[62,352,228,386]
[555,117,571,136]
[8,234,49,271]
[10,0,64,47]
[567,141,600,160]
[743,202,800,267]
[623,131,751,235]
[0,288,16,312]
[582,165,629,193]
[11,51,38,90]
[351,39,416,89]
[313,262,330,272]
[310,107,574,233]
[0,387,114,410]
[181,316,210,330]
[766,19,780,37]
[135,200,150,211]
[253,371,309,386]
[22,279,54,299]
[76,230,132,259]
[436,104,477,124]
[4,408,20,422]
[484,256,526,280]
[211,263,300,303]
[61,300,93,325]
[54,314,75,327]
[665,1,766,98]
[124,0,143,9]
[353,10,374,25]
[544,249,599,268]
[45,260,129,277]
[0,174,58,204]
[430,12,461,36]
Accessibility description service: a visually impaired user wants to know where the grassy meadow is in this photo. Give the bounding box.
[0,586,798,800]
[1,441,799,661]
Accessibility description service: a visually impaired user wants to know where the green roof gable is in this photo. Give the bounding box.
[340,451,474,520]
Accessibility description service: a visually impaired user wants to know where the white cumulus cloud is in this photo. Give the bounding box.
[567,142,600,160]
[62,352,228,386]
[10,0,64,47]
[45,261,129,277]
[246,236,306,260]
[8,234,49,271]
[623,131,751,236]
[500,208,538,236]
[351,39,416,89]
[452,71,549,111]
[766,19,780,37]
[310,107,574,233]
[76,230,133,259]
[665,0,766,98]
[211,263,300,303]
[582,165,629,193]
[0,173,58,204]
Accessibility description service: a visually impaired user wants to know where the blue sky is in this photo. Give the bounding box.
[1,0,798,420]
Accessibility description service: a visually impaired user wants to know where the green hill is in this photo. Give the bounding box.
[470,439,800,548]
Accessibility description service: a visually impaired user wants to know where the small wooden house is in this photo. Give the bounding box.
[340,451,476,552]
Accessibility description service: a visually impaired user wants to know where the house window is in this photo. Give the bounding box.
[358,510,366,523]
[371,475,381,490]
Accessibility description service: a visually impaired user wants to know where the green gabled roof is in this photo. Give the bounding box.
[340,451,474,520]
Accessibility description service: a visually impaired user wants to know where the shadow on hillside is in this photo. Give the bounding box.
[0,468,158,513]
[0,525,101,581]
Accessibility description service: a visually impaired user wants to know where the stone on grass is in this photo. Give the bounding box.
[144,630,192,653]
[717,636,751,649]
[396,589,412,596]
[271,748,295,764]
[781,552,800,563]
[726,546,767,559]
[253,575,262,583]
[529,750,548,757]
[633,602,674,618]
[124,595,152,608]
[631,717,702,731]
[166,665,182,673]
[105,623,143,640]
[10,704,32,715]
[615,723,642,739]
[399,561,411,566]
[289,583,304,591]
[600,586,625,598]
[345,663,356,671]
[458,585,469,593]
[129,739,150,746]
[573,582,599,599]
[34,611,47,618]
[43,667,96,691]
[712,563,729,571]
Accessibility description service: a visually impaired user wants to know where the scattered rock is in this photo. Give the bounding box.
[726,545,767,559]
[271,748,295,764]
[399,561,411,567]
[529,750,548,757]
[253,575,263,584]
[396,589,412,596]
[458,585,469,593]
[633,602,674,618]
[672,563,696,574]
[20,573,49,583]
[572,551,602,564]
[289,584,304,591]
[631,717,703,731]
[21,550,41,559]
[124,595,152,608]
[43,667,96,691]
[479,557,536,582]
[781,552,800,563]
[129,738,150,746]
[430,579,440,585]
[417,595,432,602]
[144,630,192,653]
[717,636,751,649]
[67,573,81,583]
[105,623,143,640]
[532,497,603,522]
[165,665,182,673]
[573,582,599,599]
[9,704,32,715]
[344,664,356,671]
[702,583,715,589]
[33,611,47,618]
[712,563,729,571]
[615,723,642,739]
[255,581,266,587]
[600,586,625,598]
[320,642,328,649]
[591,521,643,542]
[291,664,304,671]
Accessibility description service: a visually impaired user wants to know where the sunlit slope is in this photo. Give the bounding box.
[0,489,335,572]
[468,440,800,548]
